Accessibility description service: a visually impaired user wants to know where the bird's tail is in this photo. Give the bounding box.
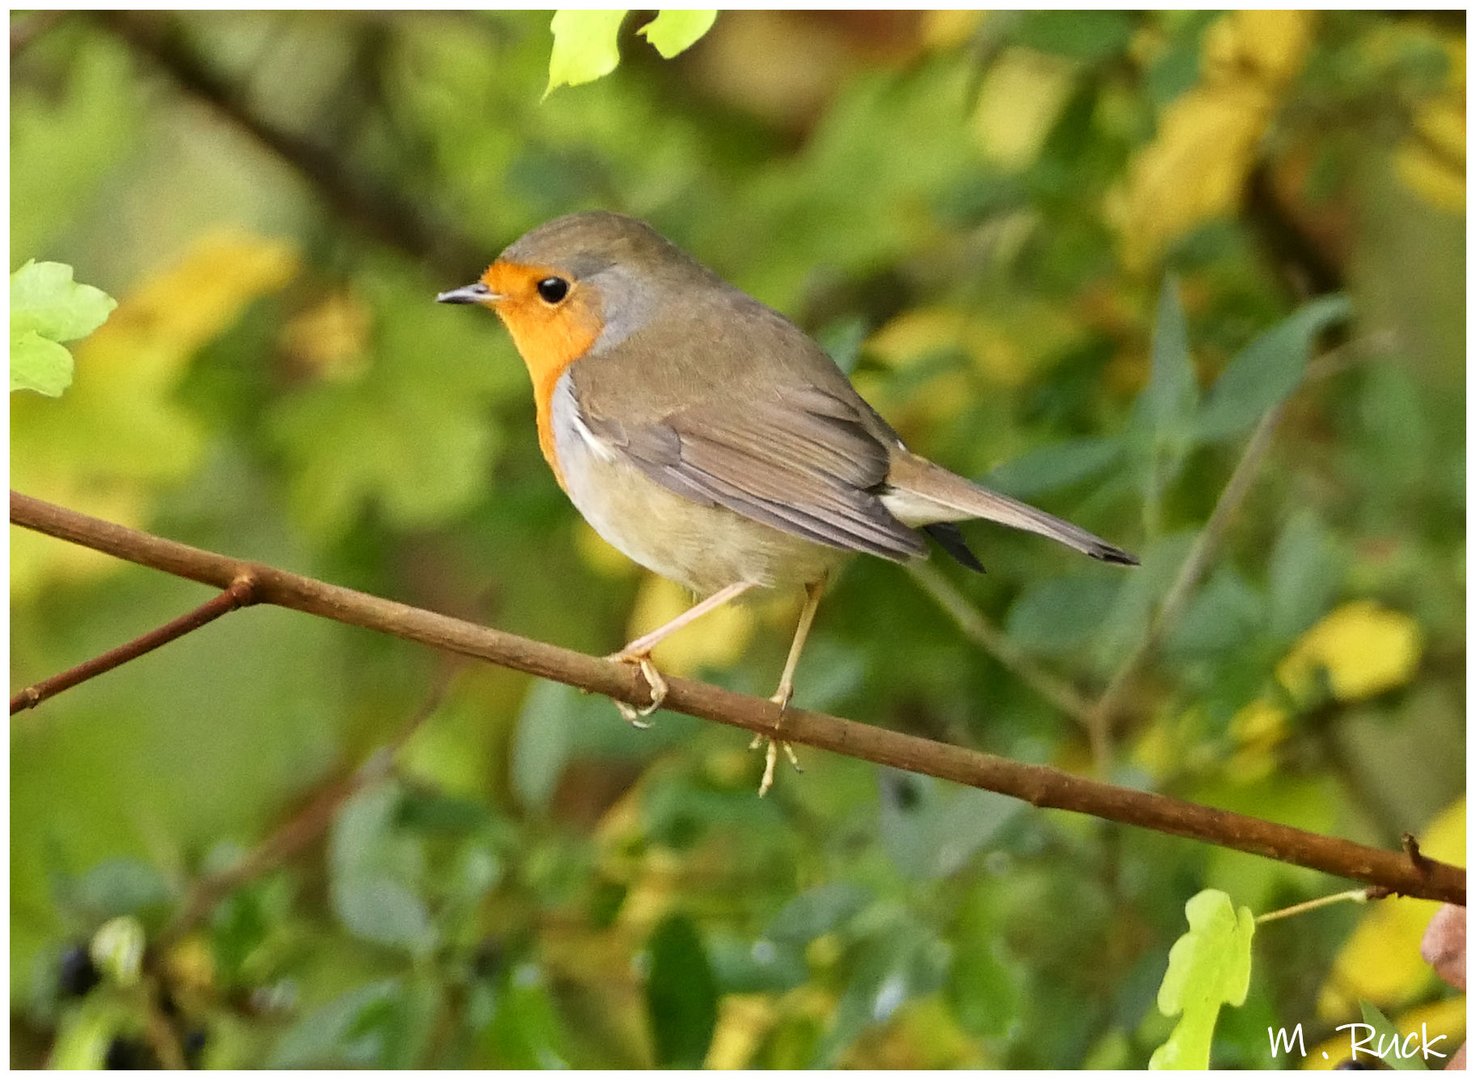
[881,452,1138,565]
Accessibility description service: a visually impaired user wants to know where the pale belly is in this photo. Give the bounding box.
[550,380,845,595]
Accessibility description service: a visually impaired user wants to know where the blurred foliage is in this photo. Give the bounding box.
[9,9,1465,1069]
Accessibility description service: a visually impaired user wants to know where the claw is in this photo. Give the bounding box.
[607,652,667,728]
[750,688,802,796]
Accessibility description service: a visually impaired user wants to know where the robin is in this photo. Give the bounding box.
[438,212,1137,794]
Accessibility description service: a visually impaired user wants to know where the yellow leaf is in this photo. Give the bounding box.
[1114,10,1317,270]
[11,230,299,598]
[1396,70,1465,215]
[1225,698,1291,783]
[705,994,776,1070]
[1276,601,1422,704]
[1391,30,1464,212]
[971,47,1079,168]
[1390,996,1466,1067]
[1397,137,1465,216]
[1203,9,1315,86]
[922,10,985,52]
[1319,798,1464,1016]
[1222,602,1421,781]
[866,300,1075,387]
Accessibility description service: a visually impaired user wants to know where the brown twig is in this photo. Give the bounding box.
[10,575,259,714]
[1085,335,1379,758]
[10,491,1466,905]
[1090,401,1285,744]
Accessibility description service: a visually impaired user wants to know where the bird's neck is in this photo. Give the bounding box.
[498,309,602,491]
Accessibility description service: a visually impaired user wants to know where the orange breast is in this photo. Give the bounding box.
[483,262,603,490]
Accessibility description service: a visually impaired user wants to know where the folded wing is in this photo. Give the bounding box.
[581,384,928,563]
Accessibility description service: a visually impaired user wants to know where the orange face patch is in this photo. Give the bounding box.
[480,260,602,488]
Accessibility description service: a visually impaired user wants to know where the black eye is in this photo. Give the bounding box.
[536,277,569,304]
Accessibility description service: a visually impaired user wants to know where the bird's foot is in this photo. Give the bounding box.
[605,651,667,728]
[749,686,802,796]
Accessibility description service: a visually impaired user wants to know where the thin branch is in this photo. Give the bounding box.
[91,11,484,278]
[11,491,1465,905]
[1256,888,1375,925]
[1091,401,1285,736]
[906,561,1096,726]
[11,575,259,714]
[1087,334,1384,752]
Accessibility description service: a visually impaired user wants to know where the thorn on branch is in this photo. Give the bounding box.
[1403,832,1430,875]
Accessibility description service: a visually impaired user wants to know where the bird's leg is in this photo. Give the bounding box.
[607,580,754,726]
[753,576,826,796]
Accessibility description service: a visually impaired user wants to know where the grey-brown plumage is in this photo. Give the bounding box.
[549,213,1137,571]
[440,210,1137,791]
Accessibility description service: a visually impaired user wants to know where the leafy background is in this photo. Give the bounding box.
[9,10,1465,1069]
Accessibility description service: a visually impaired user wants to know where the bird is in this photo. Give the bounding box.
[438,211,1137,794]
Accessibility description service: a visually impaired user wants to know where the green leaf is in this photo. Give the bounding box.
[1358,1001,1430,1070]
[269,267,514,538]
[706,931,808,994]
[1013,10,1137,61]
[645,914,718,1068]
[1006,574,1122,655]
[1149,889,1255,1069]
[65,857,174,922]
[511,681,697,812]
[269,980,404,1067]
[879,773,1019,879]
[11,330,75,397]
[483,964,571,1068]
[1144,276,1197,440]
[331,876,435,954]
[948,886,1021,1040]
[1165,565,1265,659]
[1091,530,1197,671]
[1131,277,1198,529]
[817,314,868,374]
[638,10,717,58]
[765,882,872,946]
[328,784,436,955]
[1195,295,1351,443]
[813,917,949,1067]
[11,260,115,342]
[1266,510,1343,642]
[49,998,126,1069]
[986,436,1124,498]
[10,260,116,396]
[546,10,628,96]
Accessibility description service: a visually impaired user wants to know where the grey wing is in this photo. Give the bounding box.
[585,384,927,563]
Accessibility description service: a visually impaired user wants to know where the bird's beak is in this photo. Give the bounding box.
[436,282,502,305]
